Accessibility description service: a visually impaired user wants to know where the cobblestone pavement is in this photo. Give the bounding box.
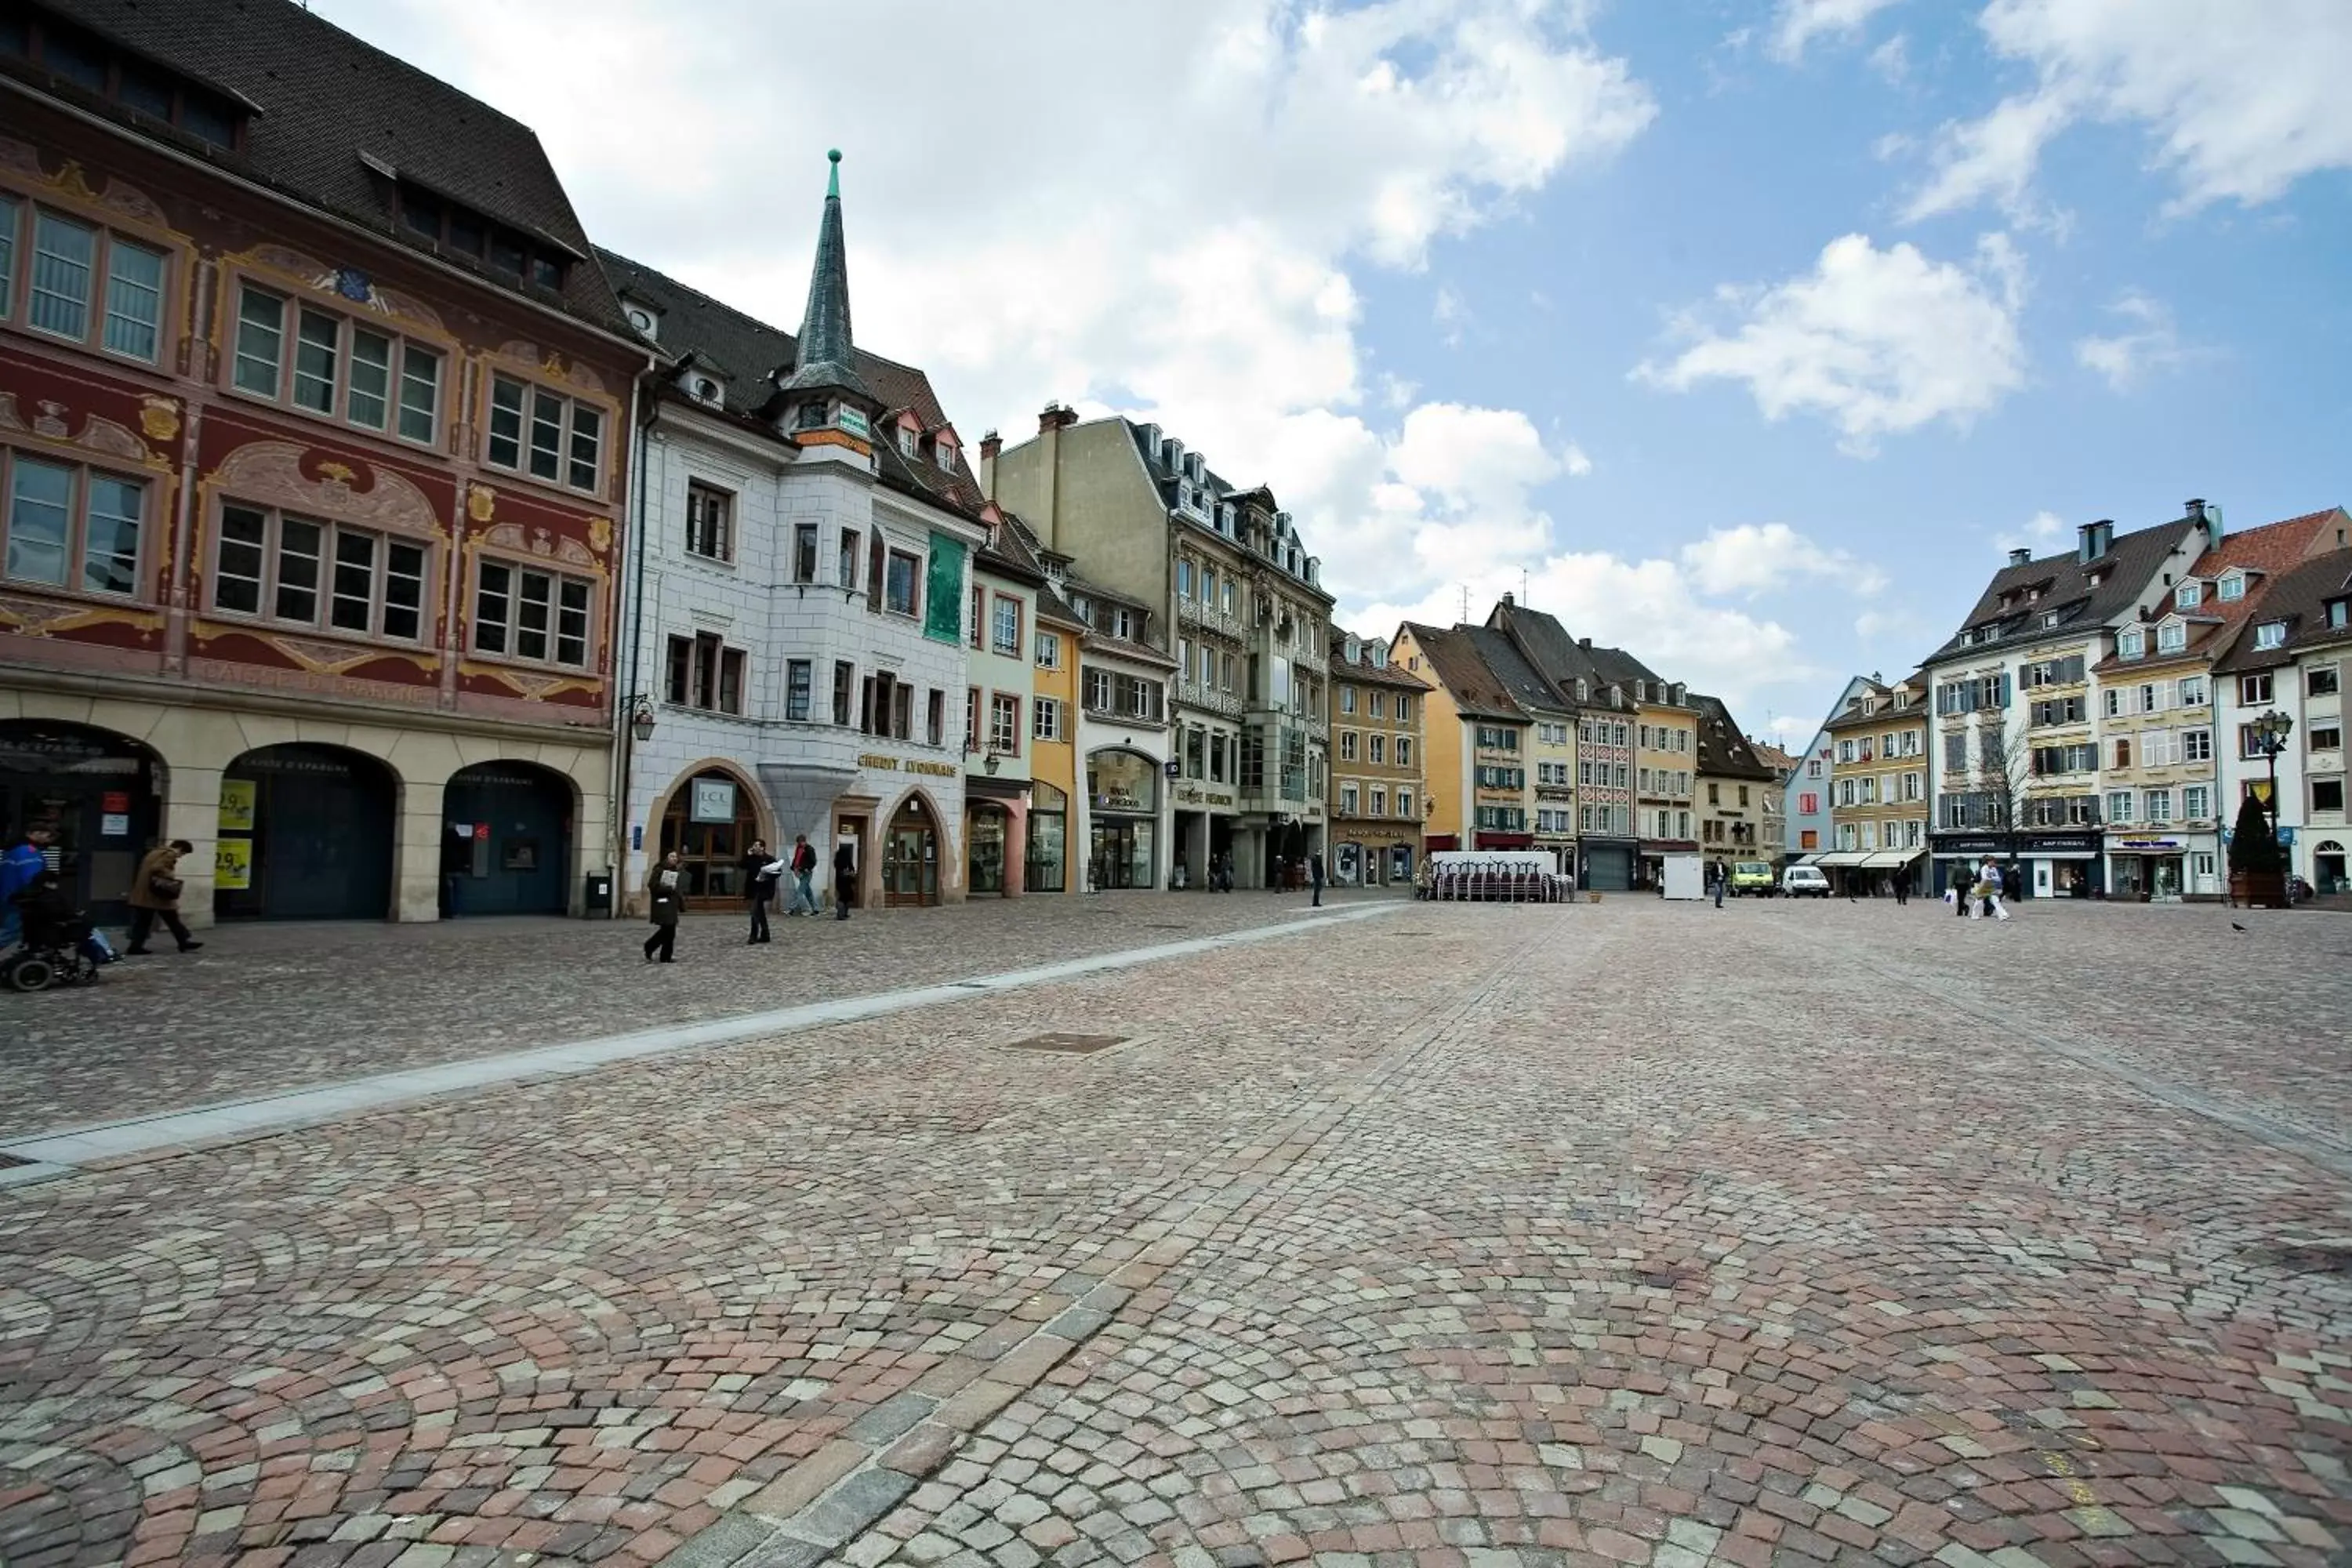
[0,891,1381,1138]
[2,898,2348,1568]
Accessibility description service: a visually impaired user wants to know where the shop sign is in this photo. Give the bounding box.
[2024,833,2100,855]
[1087,750,1160,815]
[858,752,958,778]
[102,791,130,813]
[100,812,130,837]
[218,779,257,833]
[690,777,737,824]
[216,837,252,890]
[2114,837,2184,851]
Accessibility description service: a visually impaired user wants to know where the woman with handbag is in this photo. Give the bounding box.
[127,839,204,955]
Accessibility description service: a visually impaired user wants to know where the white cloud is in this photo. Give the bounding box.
[1561,442,1594,477]
[1768,0,1903,62]
[1634,233,2028,454]
[1680,522,1889,599]
[2074,292,2187,390]
[1433,285,1471,347]
[1908,0,2352,221]
[318,0,1653,636]
[1867,34,1911,85]
[1994,508,2070,556]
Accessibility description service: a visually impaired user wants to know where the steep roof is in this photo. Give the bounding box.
[1921,514,2201,666]
[21,0,632,336]
[1485,599,1664,709]
[1329,630,1432,692]
[2095,508,2344,675]
[1690,694,1776,780]
[779,151,872,401]
[595,247,987,520]
[1749,741,1798,777]
[1397,623,1525,722]
[1466,627,1572,715]
[2211,546,2352,675]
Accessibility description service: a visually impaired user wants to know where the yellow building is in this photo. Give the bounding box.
[1392,622,1530,852]
[1819,677,1930,894]
[1328,630,1428,886]
[1633,686,1697,886]
[1001,513,1083,893]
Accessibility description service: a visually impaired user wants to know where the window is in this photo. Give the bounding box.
[681,481,734,562]
[2176,583,2201,608]
[2254,622,2286,651]
[989,693,1022,755]
[1798,792,1818,815]
[2311,724,2343,753]
[927,689,945,747]
[884,550,920,617]
[1340,783,1359,815]
[2310,665,2342,698]
[2177,675,2207,708]
[4,452,145,596]
[1368,735,1385,765]
[2183,785,2210,821]
[833,660,854,725]
[469,558,591,666]
[2240,674,2273,706]
[1369,690,1387,719]
[212,503,427,641]
[1398,789,1414,818]
[789,523,818,584]
[992,594,1022,656]
[1396,739,1412,768]
[2315,779,2347,814]
[2144,789,2172,823]
[665,631,743,714]
[1084,669,1112,712]
[1036,630,1062,670]
[486,374,603,492]
[2181,728,2212,763]
[1339,731,1357,762]
[967,584,985,648]
[1034,697,1064,742]
[2239,724,2281,759]
[1340,686,1358,715]
[230,284,441,442]
[2218,573,2245,602]
[964,686,979,749]
[2111,737,2130,769]
[786,659,812,721]
[2330,599,2352,630]
[15,208,163,363]
[2118,630,2144,659]
[2158,622,2187,654]
[2107,790,2133,824]
[838,529,859,589]
[1370,787,1387,817]
[1177,559,1192,599]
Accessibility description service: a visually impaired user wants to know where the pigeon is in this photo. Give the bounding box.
[2231,921,2248,932]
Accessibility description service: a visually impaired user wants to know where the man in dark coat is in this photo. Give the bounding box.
[833,840,855,920]
[644,851,683,962]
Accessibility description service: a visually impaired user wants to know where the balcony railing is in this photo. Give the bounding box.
[1174,678,1243,718]
[1178,597,1244,640]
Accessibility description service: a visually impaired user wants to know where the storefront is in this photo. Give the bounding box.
[883,795,942,907]
[1087,749,1158,891]
[1026,781,1068,893]
[218,745,396,920]
[1930,831,2101,899]
[0,720,163,925]
[1334,836,1414,887]
[967,803,1010,896]
[1581,838,1635,892]
[2107,832,2191,902]
[1861,846,1926,895]
[659,769,768,909]
[2313,838,2347,895]
[440,763,574,916]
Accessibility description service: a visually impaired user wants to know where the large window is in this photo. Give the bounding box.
[686,482,733,562]
[474,558,592,667]
[213,503,426,640]
[486,373,603,492]
[3,202,167,361]
[785,659,812,722]
[992,594,1022,656]
[666,631,745,715]
[230,284,441,443]
[989,692,1022,755]
[884,550,920,616]
[4,451,144,596]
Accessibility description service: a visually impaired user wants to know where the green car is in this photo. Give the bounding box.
[1730,861,1777,896]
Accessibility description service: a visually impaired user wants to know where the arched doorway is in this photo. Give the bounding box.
[1086,749,1158,890]
[658,766,765,909]
[0,720,165,924]
[218,744,395,920]
[2315,839,2347,895]
[441,762,574,916]
[882,795,939,907]
[968,803,1008,896]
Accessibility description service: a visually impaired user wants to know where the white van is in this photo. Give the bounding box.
[1780,864,1831,898]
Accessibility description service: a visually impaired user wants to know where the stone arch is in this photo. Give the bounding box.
[219,741,397,920]
[880,782,959,906]
[440,759,579,916]
[0,716,169,922]
[646,757,773,909]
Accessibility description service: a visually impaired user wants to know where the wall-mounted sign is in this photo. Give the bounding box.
[691,777,737,824]
[838,407,871,437]
[102,791,130,814]
[100,812,130,837]
[218,779,257,833]
[216,837,252,890]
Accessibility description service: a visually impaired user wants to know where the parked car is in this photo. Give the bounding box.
[1730,861,1777,896]
[1780,864,1831,898]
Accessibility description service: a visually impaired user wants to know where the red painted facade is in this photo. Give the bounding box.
[0,93,644,731]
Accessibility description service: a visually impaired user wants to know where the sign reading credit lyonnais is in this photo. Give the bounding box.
[857,753,959,778]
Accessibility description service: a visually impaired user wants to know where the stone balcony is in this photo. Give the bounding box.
[1178,597,1244,641]
[1175,678,1243,719]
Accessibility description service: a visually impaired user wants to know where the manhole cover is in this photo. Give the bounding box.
[2247,1243,2352,1276]
[1004,1033,1127,1055]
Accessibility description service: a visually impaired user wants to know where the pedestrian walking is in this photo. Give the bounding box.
[1895,870,1910,906]
[125,839,204,955]
[1981,858,2011,921]
[742,838,777,944]
[1712,861,1726,908]
[786,834,820,916]
[1309,852,1324,908]
[833,840,855,920]
[0,825,50,949]
[644,850,683,962]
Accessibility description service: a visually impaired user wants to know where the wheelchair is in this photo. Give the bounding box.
[2,906,105,993]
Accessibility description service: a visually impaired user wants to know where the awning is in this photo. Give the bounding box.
[1793,851,1824,866]
[1815,851,1873,867]
[1861,848,1926,868]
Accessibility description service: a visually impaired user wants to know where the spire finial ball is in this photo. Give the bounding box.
[828,148,841,163]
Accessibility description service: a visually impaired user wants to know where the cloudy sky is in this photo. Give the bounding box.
[326,0,2351,742]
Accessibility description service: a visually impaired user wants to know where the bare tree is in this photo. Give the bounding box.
[1969,711,2037,884]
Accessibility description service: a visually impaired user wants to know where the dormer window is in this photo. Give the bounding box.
[2218,572,2245,602]
[2175,582,2201,609]
[2328,598,2350,630]
[2041,612,2062,629]
[397,183,568,289]
[896,426,915,457]
[2254,621,2286,650]
[8,14,248,151]
[2158,621,2187,654]
[2118,630,2144,659]
[934,439,956,472]
[625,303,659,339]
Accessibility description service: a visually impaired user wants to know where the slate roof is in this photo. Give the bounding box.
[1920,514,2202,666]
[1328,630,1431,693]
[2211,546,2352,676]
[1396,623,1524,722]
[594,248,987,521]
[21,0,633,336]
[1466,627,1573,715]
[2092,508,2344,676]
[1484,600,1664,710]
[1690,694,1776,780]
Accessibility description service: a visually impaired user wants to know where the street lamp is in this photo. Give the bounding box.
[628,696,657,743]
[982,750,1001,776]
[2255,708,2293,829]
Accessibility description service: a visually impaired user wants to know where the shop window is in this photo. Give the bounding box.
[213,502,426,641]
[4,450,145,597]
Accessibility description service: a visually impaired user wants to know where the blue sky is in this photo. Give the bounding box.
[326,0,2352,742]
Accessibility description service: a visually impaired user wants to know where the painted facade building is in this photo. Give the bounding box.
[600,158,988,915]
[1327,629,1426,887]
[2212,536,2352,895]
[0,0,648,927]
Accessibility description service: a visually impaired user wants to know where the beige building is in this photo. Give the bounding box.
[1327,630,1427,886]
[1819,677,1930,894]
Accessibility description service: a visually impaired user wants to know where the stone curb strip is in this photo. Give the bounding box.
[663,920,1552,1567]
[0,903,1404,1189]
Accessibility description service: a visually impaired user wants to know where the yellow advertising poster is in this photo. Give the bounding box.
[219,778,257,833]
[216,837,252,891]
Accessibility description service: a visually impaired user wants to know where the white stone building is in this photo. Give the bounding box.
[600,154,989,913]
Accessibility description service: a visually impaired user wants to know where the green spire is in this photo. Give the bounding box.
[826,147,840,198]
[783,148,870,401]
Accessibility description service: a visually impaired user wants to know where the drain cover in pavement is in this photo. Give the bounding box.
[1004,1033,1127,1055]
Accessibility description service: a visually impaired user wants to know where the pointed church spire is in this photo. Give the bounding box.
[783,148,870,400]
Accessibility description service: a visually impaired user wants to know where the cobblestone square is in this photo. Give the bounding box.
[3,896,2349,1568]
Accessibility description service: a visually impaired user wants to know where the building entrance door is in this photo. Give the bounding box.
[1090,818,1154,889]
[883,800,938,907]
[661,771,763,909]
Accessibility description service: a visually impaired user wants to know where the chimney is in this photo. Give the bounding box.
[1500,591,1515,608]
[977,429,1001,501]
[2078,518,2113,564]
[2184,497,2205,523]
[1578,636,1592,649]
[2008,547,2031,567]
[1037,401,1077,434]
[1036,405,1069,551]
